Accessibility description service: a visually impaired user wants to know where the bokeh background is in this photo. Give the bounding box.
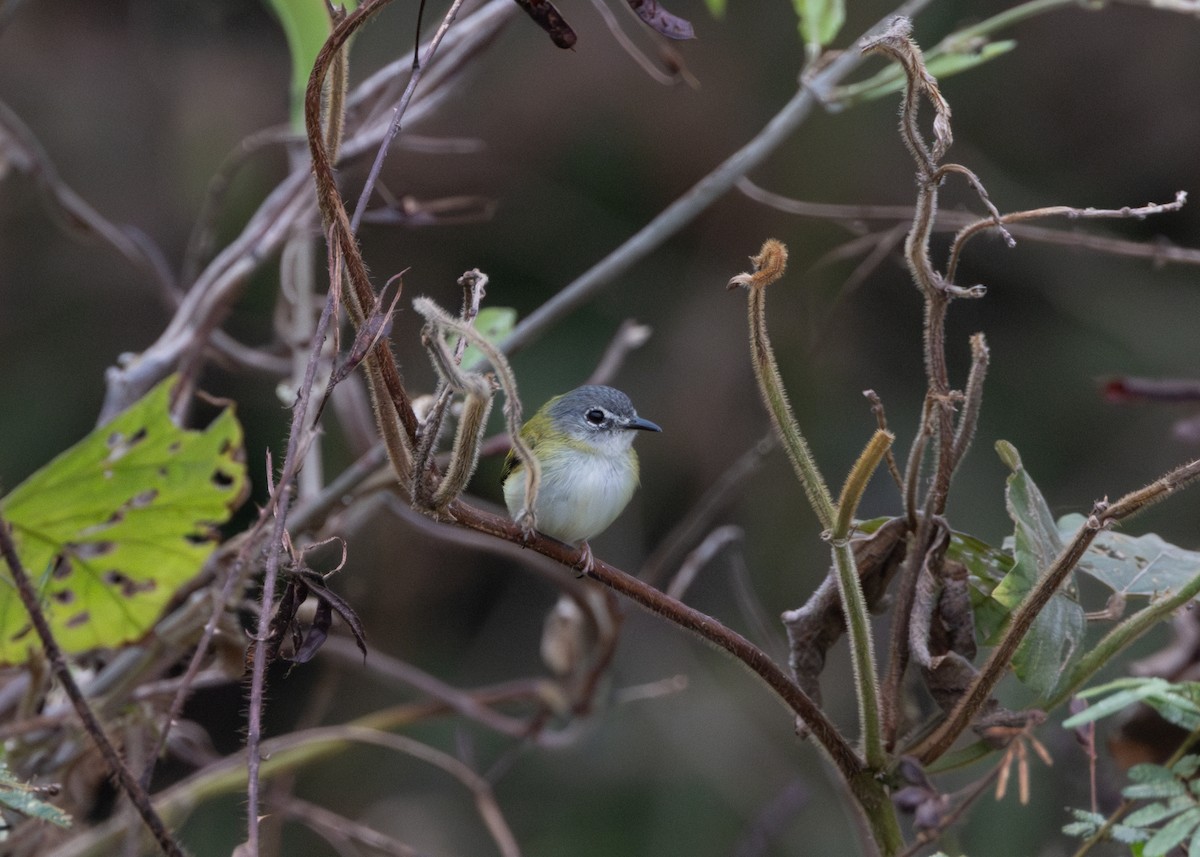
[2,0,1199,854]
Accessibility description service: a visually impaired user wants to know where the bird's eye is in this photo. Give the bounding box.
[585,409,606,425]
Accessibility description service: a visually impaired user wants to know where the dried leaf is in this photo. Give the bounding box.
[628,0,694,40]
[782,516,908,705]
[512,0,576,49]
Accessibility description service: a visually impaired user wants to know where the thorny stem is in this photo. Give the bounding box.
[916,458,1200,764]
[729,239,836,531]
[0,515,186,857]
[245,232,347,853]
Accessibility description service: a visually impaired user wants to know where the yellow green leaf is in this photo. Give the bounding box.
[0,376,247,665]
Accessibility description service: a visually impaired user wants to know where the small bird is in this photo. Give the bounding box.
[502,385,661,571]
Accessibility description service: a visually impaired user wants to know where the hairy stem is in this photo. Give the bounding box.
[730,239,836,531]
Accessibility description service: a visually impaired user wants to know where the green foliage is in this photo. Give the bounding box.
[836,39,1016,105]
[990,440,1085,698]
[703,0,726,18]
[1066,757,1200,856]
[1065,678,1200,732]
[0,376,247,665]
[0,757,71,829]
[456,307,518,375]
[1063,809,1150,846]
[265,0,358,129]
[1058,513,1200,598]
[793,0,845,54]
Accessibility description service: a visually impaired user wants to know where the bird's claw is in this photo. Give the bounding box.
[573,542,595,578]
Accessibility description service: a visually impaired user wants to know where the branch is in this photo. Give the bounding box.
[0,514,186,857]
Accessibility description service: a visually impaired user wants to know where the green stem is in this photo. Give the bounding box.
[832,430,893,770]
[741,247,836,531]
[850,771,906,857]
[834,539,887,770]
[1047,568,1200,711]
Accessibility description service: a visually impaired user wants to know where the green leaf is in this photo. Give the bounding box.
[703,0,726,18]
[1145,806,1200,857]
[265,0,357,130]
[991,441,1085,697]
[1176,756,1200,779]
[1131,761,1184,783]
[1125,780,1188,801]
[1126,797,1194,829]
[1073,679,1200,732]
[1056,512,1200,598]
[1066,678,1177,727]
[0,376,247,665]
[793,0,844,52]
[456,307,518,373]
[0,760,72,828]
[836,39,1016,105]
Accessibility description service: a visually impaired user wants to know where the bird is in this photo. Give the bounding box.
[502,385,661,572]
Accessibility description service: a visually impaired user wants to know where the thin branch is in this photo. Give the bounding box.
[665,524,743,600]
[740,179,1200,271]
[945,191,1188,283]
[0,514,186,857]
[640,433,775,587]
[244,229,346,852]
[441,496,866,781]
[492,0,933,364]
[586,319,653,386]
[348,0,471,233]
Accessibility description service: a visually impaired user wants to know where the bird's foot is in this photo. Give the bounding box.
[573,541,595,578]
[515,510,537,545]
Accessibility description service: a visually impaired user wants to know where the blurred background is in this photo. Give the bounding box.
[2,0,1199,854]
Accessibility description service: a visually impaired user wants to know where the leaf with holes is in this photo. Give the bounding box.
[0,376,247,664]
[1056,513,1200,599]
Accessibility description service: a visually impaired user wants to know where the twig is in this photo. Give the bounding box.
[348,0,470,233]
[0,514,186,857]
[586,0,682,85]
[665,524,743,600]
[586,319,653,386]
[492,0,933,364]
[740,179,1200,271]
[945,191,1188,283]
[640,433,775,587]
[244,230,346,852]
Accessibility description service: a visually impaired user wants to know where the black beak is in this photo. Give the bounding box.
[625,416,662,432]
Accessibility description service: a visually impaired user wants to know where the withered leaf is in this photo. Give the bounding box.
[258,566,366,669]
[627,0,695,40]
[511,0,576,49]
[781,516,908,707]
